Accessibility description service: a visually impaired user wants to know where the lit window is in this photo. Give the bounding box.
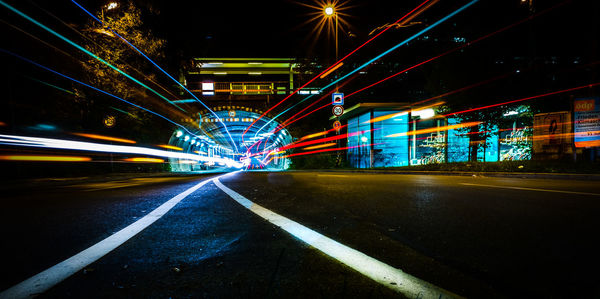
[202,82,214,91]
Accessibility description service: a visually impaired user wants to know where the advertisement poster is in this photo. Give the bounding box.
[574,97,600,148]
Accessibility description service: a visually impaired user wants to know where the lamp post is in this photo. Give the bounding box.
[323,5,338,62]
[101,2,118,23]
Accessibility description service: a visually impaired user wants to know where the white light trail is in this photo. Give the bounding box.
[0,134,242,168]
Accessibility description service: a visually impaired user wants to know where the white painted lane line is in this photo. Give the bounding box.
[0,175,223,299]
[213,176,461,299]
[460,183,600,196]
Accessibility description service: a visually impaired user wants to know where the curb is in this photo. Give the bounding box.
[292,169,600,180]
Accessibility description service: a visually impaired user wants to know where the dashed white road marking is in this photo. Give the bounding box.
[460,183,600,196]
[213,174,461,299]
[0,174,223,299]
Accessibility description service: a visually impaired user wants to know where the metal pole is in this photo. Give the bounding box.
[335,12,339,62]
[412,118,417,164]
[335,12,339,92]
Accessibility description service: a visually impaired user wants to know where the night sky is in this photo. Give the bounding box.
[13,0,598,62]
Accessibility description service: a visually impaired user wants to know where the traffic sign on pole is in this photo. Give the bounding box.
[332,105,344,117]
[332,93,344,105]
[333,120,341,133]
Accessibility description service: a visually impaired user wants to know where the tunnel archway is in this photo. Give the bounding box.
[167,108,292,171]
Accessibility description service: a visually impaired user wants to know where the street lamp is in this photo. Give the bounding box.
[323,5,338,63]
[106,2,118,10]
[101,2,119,23]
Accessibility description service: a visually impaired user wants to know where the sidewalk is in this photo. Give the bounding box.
[308,169,600,180]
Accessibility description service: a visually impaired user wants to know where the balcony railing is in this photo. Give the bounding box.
[191,82,290,95]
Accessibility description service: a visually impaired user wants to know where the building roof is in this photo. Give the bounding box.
[329,102,411,121]
[189,58,297,75]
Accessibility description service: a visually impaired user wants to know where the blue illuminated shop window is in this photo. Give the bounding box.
[447,118,469,162]
[477,126,499,162]
[372,111,409,167]
[347,116,360,168]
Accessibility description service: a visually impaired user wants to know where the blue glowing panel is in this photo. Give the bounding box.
[447,118,469,163]
[372,111,409,167]
[477,126,499,162]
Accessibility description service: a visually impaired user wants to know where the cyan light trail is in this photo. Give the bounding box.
[240,0,437,142]
[0,0,186,113]
[250,0,480,143]
[0,49,204,142]
[70,0,239,153]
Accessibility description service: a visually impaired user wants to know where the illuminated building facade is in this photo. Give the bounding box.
[339,103,533,168]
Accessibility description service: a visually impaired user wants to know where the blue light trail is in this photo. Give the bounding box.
[0,0,185,112]
[0,49,203,142]
[70,0,239,152]
[251,0,480,142]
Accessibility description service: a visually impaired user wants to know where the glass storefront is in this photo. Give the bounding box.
[372,111,409,167]
[346,109,532,168]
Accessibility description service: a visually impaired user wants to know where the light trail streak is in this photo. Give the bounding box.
[260,0,567,144]
[123,157,164,163]
[361,102,444,125]
[0,0,186,112]
[252,128,376,158]
[442,83,600,118]
[72,133,136,144]
[345,0,569,99]
[411,72,513,107]
[298,125,348,142]
[275,85,344,131]
[0,49,203,144]
[303,142,337,150]
[0,134,242,168]
[250,133,349,158]
[365,111,409,125]
[251,0,479,141]
[300,130,331,141]
[71,0,238,152]
[26,76,76,96]
[242,0,438,142]
[282,143,381,159]
[258,85,348,148]
[385,122,481,138]
[319,62,344,79]
[0,155,91,162]
[4,14,182,105]
[24,0,186,103]
[177,160,199,164]
[0,18,74,59]
[157,145,183,151]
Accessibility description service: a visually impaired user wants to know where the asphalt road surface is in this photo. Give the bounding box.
[1,171,600,298]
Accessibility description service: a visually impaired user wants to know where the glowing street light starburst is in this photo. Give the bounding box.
[295,0,354,49]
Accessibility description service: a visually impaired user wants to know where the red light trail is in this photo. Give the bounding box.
[265,0,571,140]
[442,82,600,118]
[241,0,437,142]
[346,0,570,99]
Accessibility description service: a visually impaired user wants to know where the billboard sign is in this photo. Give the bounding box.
[574,97,600,148]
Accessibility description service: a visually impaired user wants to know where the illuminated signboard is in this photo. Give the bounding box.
[574,97,600,148]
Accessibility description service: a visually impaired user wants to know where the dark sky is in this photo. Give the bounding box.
[18,0,598,61]
[151,0,427,58]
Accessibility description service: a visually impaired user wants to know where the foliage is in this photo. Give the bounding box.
[80,1,166,99]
